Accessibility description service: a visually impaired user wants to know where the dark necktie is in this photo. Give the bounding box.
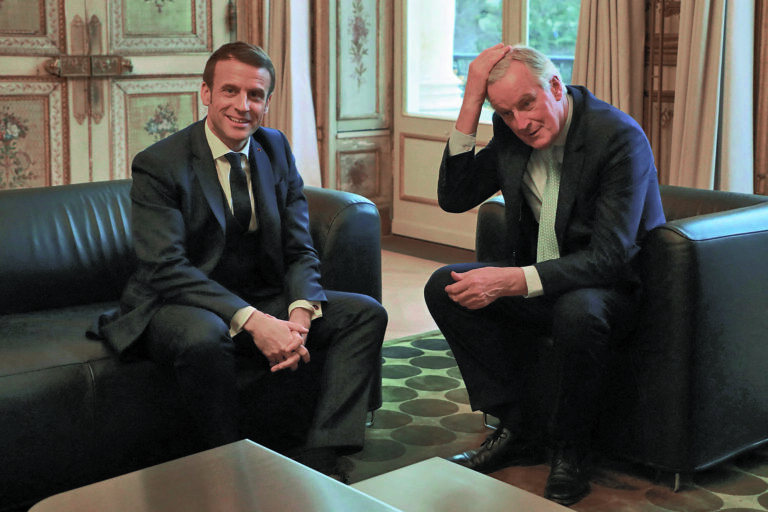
[225,152,251,229]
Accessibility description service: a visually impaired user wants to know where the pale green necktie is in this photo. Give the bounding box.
[536,148,561,262]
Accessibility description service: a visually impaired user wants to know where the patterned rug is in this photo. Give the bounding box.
[342,331,768,512]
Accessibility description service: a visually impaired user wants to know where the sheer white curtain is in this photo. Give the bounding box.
[264,0,322,187]
[571,0,645,123]
[669,0,754,192]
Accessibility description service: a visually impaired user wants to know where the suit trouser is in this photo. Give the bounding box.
[424,262,637,447]
[143,290,387,453]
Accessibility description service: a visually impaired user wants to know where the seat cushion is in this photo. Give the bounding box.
[0,303,117,377]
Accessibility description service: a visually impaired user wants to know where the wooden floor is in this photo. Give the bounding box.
[380,235,473,341]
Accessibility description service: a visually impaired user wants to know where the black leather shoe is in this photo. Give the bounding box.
[447,427,545,474]
[545,445,591,506]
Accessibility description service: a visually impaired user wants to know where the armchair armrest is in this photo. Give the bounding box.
[476,196,508,262]
[630,202,768,470]
[304,186,382,303]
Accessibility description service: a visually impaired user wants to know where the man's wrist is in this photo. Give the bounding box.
[522,266,544,297]
[230,306,257,337]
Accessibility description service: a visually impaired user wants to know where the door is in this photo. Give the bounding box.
[0,0,231,189]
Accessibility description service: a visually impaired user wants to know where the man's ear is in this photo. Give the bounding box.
[264,94,272,113]
[550,75,564,101]
[201,81,211,106]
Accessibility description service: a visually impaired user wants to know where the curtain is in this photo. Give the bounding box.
[571,0,645,123]
[264,0,322,187]
[669,0,754,192]
[756,0,768,195]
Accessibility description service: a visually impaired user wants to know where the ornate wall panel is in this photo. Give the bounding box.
[111,78,205,179]
[110,0,212,54]
[0,79,67,188]
[336,0,389,130]
[326,0,392,232]
[338,0,377,121]
[0,0,64,55]
[336,135,387,196]
[336,133,392,231]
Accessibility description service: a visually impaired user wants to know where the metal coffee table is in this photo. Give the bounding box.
[353,457,570,511]
[30,440,400,512]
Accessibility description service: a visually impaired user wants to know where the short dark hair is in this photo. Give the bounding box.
[203,42,276,96]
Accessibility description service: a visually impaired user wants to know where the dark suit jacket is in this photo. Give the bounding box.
[438,85,665,296]
[100,119,326,355]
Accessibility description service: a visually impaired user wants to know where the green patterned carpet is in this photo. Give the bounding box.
[343,331,768,511]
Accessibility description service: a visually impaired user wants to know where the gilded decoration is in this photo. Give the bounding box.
[146,0,175,13]
[111,0,210,53]
[348,0,371,88]
[338,150,379,198]
[0,105,33,188]
[0,80,66,189]
[0,0,64,55]
[111,78,205,179]
[144,103,179,141]
[338,0,378,120]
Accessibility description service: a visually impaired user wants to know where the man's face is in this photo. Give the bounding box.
[487,61,565,150]
[201,58,272,151]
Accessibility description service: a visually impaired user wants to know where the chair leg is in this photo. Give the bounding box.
[483,412,497,430]
[655,470,692,492]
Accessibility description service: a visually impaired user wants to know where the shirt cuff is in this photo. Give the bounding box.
[522,266,544,298]
[230,305,257,337]
[448,128,476,156]
[229,301,323,337]
[289,300,323,320]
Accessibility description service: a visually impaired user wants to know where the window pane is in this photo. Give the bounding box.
[528,0,581,83]
[405,0,580,122]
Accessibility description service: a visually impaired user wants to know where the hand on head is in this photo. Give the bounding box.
[464,43,512,104]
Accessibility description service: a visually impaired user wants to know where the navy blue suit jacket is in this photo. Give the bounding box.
[100,119,326,355]
[438,85,665,296]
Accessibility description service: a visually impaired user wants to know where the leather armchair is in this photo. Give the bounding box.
[475,185,768,478]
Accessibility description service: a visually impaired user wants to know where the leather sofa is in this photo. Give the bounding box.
[475,185,768,484]
[0,179,383,512]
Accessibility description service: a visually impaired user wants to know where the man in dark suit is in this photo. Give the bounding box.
[423,44,665,505]
[96,42,387,480]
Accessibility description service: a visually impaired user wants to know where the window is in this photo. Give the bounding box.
[406,0,580,122]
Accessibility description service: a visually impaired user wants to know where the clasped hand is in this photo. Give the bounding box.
[244,310,311,372]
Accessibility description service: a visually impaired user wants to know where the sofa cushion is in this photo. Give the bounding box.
[0,303,117,377]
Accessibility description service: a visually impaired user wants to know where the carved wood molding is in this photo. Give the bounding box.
[110,78,206,179]
[0,78,68,187]
[109,0,212,54]
[0,0,65,55]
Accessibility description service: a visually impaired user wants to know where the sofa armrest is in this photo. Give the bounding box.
[304,186,382,303]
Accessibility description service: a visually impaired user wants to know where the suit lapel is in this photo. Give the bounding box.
[249,138,280,244]
[554,87,586,243]
[190,121,227,233]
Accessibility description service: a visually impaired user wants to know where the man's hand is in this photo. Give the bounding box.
[243,310,311,372]
[289,306,312,346]
[456,43,512,135]
[445,267,527,309]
